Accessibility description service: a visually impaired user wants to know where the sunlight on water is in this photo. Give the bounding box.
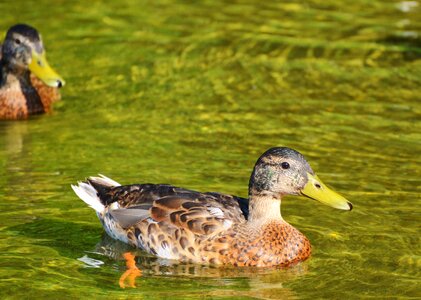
[0,0,420,299]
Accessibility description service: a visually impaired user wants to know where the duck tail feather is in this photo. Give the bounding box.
[86,174,121,207]
[71,182,104,213]
[72,174,121,211]
[91,174,121,187]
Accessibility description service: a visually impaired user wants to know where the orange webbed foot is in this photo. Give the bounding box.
[119,252,142,288]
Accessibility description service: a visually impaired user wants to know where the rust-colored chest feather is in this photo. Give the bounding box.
[0,74,60,120]
[201,220,311,267]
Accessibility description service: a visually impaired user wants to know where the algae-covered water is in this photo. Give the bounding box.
[0,0,420,299]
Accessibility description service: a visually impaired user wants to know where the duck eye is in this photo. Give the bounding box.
[15,39,21,44]
[281,162,290,169]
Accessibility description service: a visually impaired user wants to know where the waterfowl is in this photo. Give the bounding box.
[72,147,352,267]
[0,24,65,120]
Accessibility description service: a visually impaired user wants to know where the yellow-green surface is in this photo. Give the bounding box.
[0,0,420,299]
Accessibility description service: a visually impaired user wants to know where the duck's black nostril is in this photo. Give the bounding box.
[315,183,321,189]
[57,80,62,88]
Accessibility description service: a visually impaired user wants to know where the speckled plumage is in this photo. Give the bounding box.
[73,147,351,267]
[0,24,63,120]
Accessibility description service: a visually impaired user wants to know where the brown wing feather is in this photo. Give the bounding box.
[96,184,194,207]
[150,195,230,236]
[100,183,248,237]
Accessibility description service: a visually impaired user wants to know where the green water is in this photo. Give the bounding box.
[0,0,420,298]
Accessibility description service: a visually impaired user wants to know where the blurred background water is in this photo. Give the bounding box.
[0,0,420,299]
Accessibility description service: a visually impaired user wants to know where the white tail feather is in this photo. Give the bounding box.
[71,182,104,213]
[72,174,121,213]
[90,174,121,187]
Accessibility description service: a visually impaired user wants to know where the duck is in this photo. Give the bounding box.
[0,24,65,120]
[72,147,352,267]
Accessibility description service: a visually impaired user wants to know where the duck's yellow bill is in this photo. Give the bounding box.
[28,50,65,88]
[301,173,352,210]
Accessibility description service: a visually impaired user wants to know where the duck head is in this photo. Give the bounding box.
[249,147,352,210]
[1,24,64,88]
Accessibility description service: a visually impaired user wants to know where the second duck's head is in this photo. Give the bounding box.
[249,147,352,210]
[1,24,64,88]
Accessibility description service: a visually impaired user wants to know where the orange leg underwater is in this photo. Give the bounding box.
[119,252,142,288]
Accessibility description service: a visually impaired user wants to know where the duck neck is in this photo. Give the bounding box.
[247,191,282,224]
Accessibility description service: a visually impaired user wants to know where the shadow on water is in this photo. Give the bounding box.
[5,218,101,259]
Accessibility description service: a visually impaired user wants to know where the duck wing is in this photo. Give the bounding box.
[89,179,249,236]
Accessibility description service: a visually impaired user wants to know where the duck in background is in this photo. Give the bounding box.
[0,24,65,120]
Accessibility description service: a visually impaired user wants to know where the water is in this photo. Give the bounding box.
[0,0,420,298]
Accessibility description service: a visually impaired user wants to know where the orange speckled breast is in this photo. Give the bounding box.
[0,75,60,120]
[216,220,311,267]
[0,89,30,119]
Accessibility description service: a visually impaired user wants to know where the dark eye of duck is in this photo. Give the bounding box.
[15,38,21,44]
[281,162,290,169]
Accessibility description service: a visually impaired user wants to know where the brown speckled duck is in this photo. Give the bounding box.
[72,147,352,267]
[0,24,65,120]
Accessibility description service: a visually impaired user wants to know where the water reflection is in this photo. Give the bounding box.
[1,121,28,156]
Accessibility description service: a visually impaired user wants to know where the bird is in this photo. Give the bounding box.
[72,147,352,267]
[0,24,65,119]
